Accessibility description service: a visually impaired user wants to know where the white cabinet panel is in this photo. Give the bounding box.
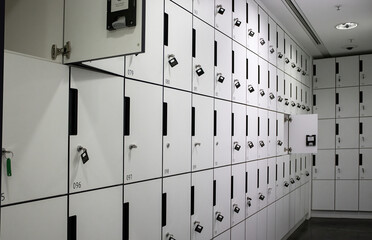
[162,174,191,240]
[267,203,276,240]
[268,64,277,111]
[312,180,334,210]
[276,113,286,156]
[336,149,359,180]
[69,186,122,240]
[124,80,162,183]
[359,180,372,211]
[246,0,258,54]
[231,221,245,240]
[215,31,232,100]
[232,0,247,46]
[313,89,336,119]
[163,88,191,176]
[294,187,303,224]
[246,213,257,240]
[276,27,285,71]
[360,86,372,117]
[214,99,232,167]
[246,106,258,161]
[336,56,359,87]
[215,230,231,240]
[360,54,372,86]
[359,149,372,180]
[318,119,336,149]
[267,157,276,205]
[231,163,246,226]
[312,150,335,180]
[275,156,284,199]
[232,103,246,164]
[246,161,259,217]
[313,58,335,89]
[258,110,268,159]
[257,159,268,210]
[172,0,192,11]
[2,52,68,204]
[303,182,310,215]
[192,95,214,171]
[247,50,259,106]
[164,0,192,91]
[0,197,67,240]
[268,18,277,66]
[83,57,124,77]
[276,70,285,113]
[193,0,214,26]
[275,195,290,240]
[258,58,269,108]
[284,34,292,75]
[335,180,358,211]
[258,8,268,60]
[232,42,247,104]
[289,114,318,154]
[268,111,277,158]
[360,117,372,148]
[336,87,359,118]
[70,68,123,193]
[215,0,232,37]
[124,179,162,240]
[289,191,295,229]
[336,118,359,149]
[257,208,267,240]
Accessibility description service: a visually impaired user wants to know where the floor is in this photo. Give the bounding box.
[288,218,372,240]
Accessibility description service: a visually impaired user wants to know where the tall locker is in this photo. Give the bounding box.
[318,119,336,149]
[276,113,287,156]
[360,117,372,148]
[359,149,372,180]
[336,56,359,87]
[360,54,372,86]
[215,0,232,37]
[335,180,358,211]
[360,86,372,117]
[192,0,214,26]
[313,88,336,119]
[232,42,247,104]
[246,106,258,161]
[312,150,336,180]
[232,103,246,164]
[336,118,359,149]
[232,0,247,46]
[257,159,268,210]
[246,161,259,217]
[215,30,232,100]
[276,27,285,71]
[268,64,277,111]
[312,180,335,210]
[214,99,232,167]
[231,221,245,240]
[276,71,285,113]
[267,111,277,158]
[335,149,359,180]
[246,0,259,54]
[258,7,269,60]
[313,58,335,89]
[258,58,269,108]
[231,163,246,226]
[258,110,268,159]
[359,180,372,211]
[267,157,277,205]
[268,18,277,66]
[336,87,359,118]
[247,50,259,106]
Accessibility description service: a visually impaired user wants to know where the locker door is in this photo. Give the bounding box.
[268,65,277,111]
[215,31,232,100]
[318,119,336,149]
[312,150,336,180]
[257,110,268,159]
[191,170,213,240]
[283,155,291,196]
[268,18,277,66]
[359,180,372,211]
[192,95,214,171]
[336,149,359,180]
[164,1,192,91]
[172,0,192,11]
[232,42,247,104]
[258,58,269,108]
[215,0,232,37]
[163,88,191,176]
[232,103,246,164]
[276,113,286,156]
[125,0,163,85]
[360,86,372,117]
[69,68,123,193]
[276,27,285,71]
[231,221,245,240]
[246,106,258,161]
[284,34,292,75]
[336,118,359,149]
[313,88,336,119]
[214,99,232,167]
[2,52,68,205]
[283,74,291,114]
[257,208,267,240]
[246,213,257,240]
[313,58,336,89]
[359,149,372,180]
[288,114,318,154]
[276,71,285,113]
[336,56,359,87]
[162,174,191,240]
[124,80,162,183]
[293,155,301,189]
[289,78,297,115]
[275,195,290,240]
[312,180,335,210]
[360,54,372,86]
[246,0,259,54]
[267,157,276,205]
[336,87,359,118]
[258,8,268,60]
[267,203,276,240]
[304,154,311,182]
[213,166,231,237]
[289,158,296,191]
[69,186,122,240]
[231,163,246,226]
[246,161,259,217]
[0,197,67,240]
[268,111,277,158]
[193,0,214,26]
[192,17,215,97]
[360,117,372,148]
[335,180,358,211]
[247,50,259,106]
[232,0,247,46]
[303,182,310,215]
[257,159,268,210]
[289,191,296,229]
[275,156,284,199]
[215,230,231,240]
[124,179,162,240]
[294,187,303,224]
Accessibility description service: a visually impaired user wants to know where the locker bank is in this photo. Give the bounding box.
[0,0,371,240]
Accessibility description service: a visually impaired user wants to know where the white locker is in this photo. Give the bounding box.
[257,159,268,210]
[313,88,336,119]
[192,17,215,97]
[276,113,286,156]
[193,0,214,26]
[336,56,359,87]
[192,95,214,171]
[288,158,296,191]
[0,197,67,240]
[318,119,336,149]
[303,182,310,215]
[2,52,68,205]
[258,8,269,60]
[359,149,372,180]
[267,158,276,205]
[283,74,291,114]
[289,78,297,115]
[163,88,191,176]
[215,30,232,100]
[312,150,335,180]
[289,191,296,229]
[275,195,290,240]
[360,54,372,86]
[360,86,372,117]
[232,0,247,46]
[162,174,191,240]
[246,0,259,54]
[172,0,192,11]
[294,187,303,224]
[215,230,231,240]
[276,71,286,114]
[191,170,213,240]
[312,180,335,210]
[275,156,284,199]
[164,0,192,91]
[288,114,318,154]
[231,221,245,240]
[257,208,267,240]
[336,87,359,118]
[267,111,277,158]
[124,179,162,240]
[247,50,259,106]
[246,161,259,217]
[336,118,359,149]
[69,68,123,193]
[232,103,246,164]
[231,163,246,226]
[282,155,291,196]
[304,154,312,182]
[292,155,301,189]
[246,106,258,161]
[335,149,359,180]
[69,186,122,240]
[359,180,372,211]
[268,18,277,66]
[268,64,277,111]
[215,0,232,37]
[245,213,257,240]
[232,42,247,104]
[335,180,358,211]
[125,0,163,85]
[258,58,269,108]
[267,203,276,240]
[284,34,292,75]
[214,99,232,167]
[313,58,335,89]
[213,166,231,237]
[360,117,372,148]
[276,27,285,71]
[124,80,162,183]
[257,110,268,159]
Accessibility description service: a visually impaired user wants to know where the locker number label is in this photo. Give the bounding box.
[164,169,169,175]
[165,79,171,85]
[126,174,133,181]
[127,69,134,76]
[1,193,5,202]
[73,182,82,189]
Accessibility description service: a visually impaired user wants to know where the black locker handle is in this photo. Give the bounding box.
[124,97,131,136]
[123,203,129,240]
[231,176,234,199]
[164,13,169,46]
[313,65,316,76]
[163,102,168,136]
[246,58,249,80]
[214,110,217,137]
[191,107,195,136]
[214,41,218,67]
[313,155,316,166]
[275,164,278,181]
[267,166,269,184]
[360,154,363,166]
[246,3,249,23]
[232,51,235,74]
[360,122,363,135]
[232,0,235,12]
[336,124,339,135]
[258,14,260,33]
[336,62,339,74]
[162,193,167,227]
[69,89,78,136]
[232,113,235,136]
[246,115,249,136]
[213,180,216,206]
[360,60,363,72]
[360,91,364,103]
[313,94,316,106]
[68,215,77,240]
[335,154,339,166]
[336,93,339,105]
[191,186,195,215]
[192,28,196,58]
[245,172,248,193]
[257,169,260,189]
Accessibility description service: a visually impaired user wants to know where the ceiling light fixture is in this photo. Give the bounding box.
[336,22,358,30]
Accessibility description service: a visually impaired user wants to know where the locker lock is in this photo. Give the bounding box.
[284,147,292,152]
[302,105,306,110]
[259,89,265,96]
[248,85,255,93]
[260,38,266,46]
[168,55,178,67]
[305,171,310,176]
[306,106,310,112]
[234,142,241,151]
[217,5,225,15]
[297,103,301,108]
[2,148,13,177]
[77,146,89,164]
[278,52,283,59]
[234,18,242,27]
[234,79,241,89]
[215,212,224,222]
[302,70,306,76]
[259,141,265,147]
[285,58,290,64]
[277,140,283,146]
[291,101,296,107]
[296,175,301,181]
[270,47,275,54]
[166,233,176,240]
[247,141,254,149]
[259,193,265,201]
[217,73,225,83]
[194,221,203,233]
[284,181,289,187]
[194,142,201,147]
[290,178,295,184]
[233,204,240,213]
[269,93,275,100]
[247,197,252,207]
[129,144,138,150]
[285,99,290,106]
[248,29,255,37]
[195,65,205,76]
[278,96,283,102]
[297,67,301,72]
[291,63,296,68]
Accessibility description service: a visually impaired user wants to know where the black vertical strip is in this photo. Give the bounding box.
[124,97,131,136]
[360,91,363,103]
[268,71,270,88]
[163,102,168,136]
[246,115,249,136]
[360,60,363,72]
[289,161,291,175]
[232,113,235,136]
[213,180,216,206]
[268,118,270,136]
[336,62,339,74]
[258,14,260,33]
[313,155,316,166]
[258,65,260,84]
[276,75,278,92]
[336,93,339,104]
[360,154,363,166]
[164,13,169,46]
[257,169,260,188]
[283,162,285,177]
[313,94,316,106]
[267,166,269,184]
[123,203,129,240]
[68,216,77,240]
[232,51,235,74]
[191,186,195,215]
[284,79,286,95]
[69,89,78,136]
[162,193,167,227]
[192,28,196,58]
[300,158,302,171]
[246,58,249,79]
[258,117,260,136]
[276,164,278,181]
[214,41,218,67]
[313,65,316,76]
[284,38,286,54]
[336,123,339,135]
[295,159,297,172]
[335,154,339,166]
[276,31,278,48]
[191,107,195,136]
[246,3,249,23]
[305,157,307,169]
[232,0,235,12]
[214,110,217,136]
[245,172,248,193]
[231,176,234,199]
[268,24,270,41]
[360,122,363,134]
[276,120,278,137]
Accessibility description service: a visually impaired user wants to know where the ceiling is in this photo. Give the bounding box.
[258,0,372,58]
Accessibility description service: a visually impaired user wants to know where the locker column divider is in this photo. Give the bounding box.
[0,0,4,229]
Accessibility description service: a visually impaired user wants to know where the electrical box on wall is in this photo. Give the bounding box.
[289,114,318,153]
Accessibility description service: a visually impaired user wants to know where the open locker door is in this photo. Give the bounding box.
[289,114,318,154]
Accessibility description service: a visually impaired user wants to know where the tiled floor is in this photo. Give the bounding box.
[288,218,372,240]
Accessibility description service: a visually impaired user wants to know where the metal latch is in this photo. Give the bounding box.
[51,41,71,60]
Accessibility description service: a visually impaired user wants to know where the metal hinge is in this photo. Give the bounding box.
[51,41,71,60]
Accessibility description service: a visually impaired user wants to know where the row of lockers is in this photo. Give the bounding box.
[313,55,372,89]
[1,155,310,240]
[318,118,372,149]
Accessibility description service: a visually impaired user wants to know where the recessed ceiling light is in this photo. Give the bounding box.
[336,22,358,30]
